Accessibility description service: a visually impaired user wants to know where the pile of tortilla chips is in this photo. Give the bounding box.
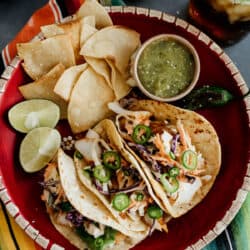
[17,0,141,133]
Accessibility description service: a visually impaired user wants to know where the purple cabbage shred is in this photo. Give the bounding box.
[128,142,161,172]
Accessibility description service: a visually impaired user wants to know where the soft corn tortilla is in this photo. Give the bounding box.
[57,149,147,244]
[80,25,141,75]
[46,149,146,250]
[118,100,221,218]
[76,0,113,28]
[48,211,88,250]
[17,34,75,80]
[50,218,141,250]
[68,67,115,133]
[19,64,68,119]
[74,119,165,232]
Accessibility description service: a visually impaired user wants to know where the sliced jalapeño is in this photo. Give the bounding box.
[132,124,151,145]
[102,151,121,170]
[135,192,144,201]
[112,193,130,212]
[147,205,163,219]
[169,167,180,177]
[160,173,179,194]
[93,165,111,183]
[182,150,197,170]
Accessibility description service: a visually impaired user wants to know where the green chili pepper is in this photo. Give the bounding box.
[76,227,106,250]
[102,151,121,170]
[182,150,197,170]
[58,201,73,212]
[147,205,163,219]
[160,173,179,194]
[94,237,104,249]
[112,193,130,211]
[169,167,180,177]
[74,150,83,159]
[179,85,234,110]
[135,192,144,201]
[132,124,151,145]
[93,165,111,183]
[169,151,176,160]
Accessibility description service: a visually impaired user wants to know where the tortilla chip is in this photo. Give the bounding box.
[68,67,115,133]
[80,25,141,75]
[19,64,68,119]
[80,23,98,47]
[82,15,96,27]
[54,63,88,101]
[17,35,75,80]
[106,59,131,100]
[41,19,83,63]
[85,57,112,87]
[76,0,113,28]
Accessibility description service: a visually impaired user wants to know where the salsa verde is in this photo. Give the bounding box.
[137,39,195,98]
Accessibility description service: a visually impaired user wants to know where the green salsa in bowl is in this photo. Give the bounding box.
[132,34,200,102]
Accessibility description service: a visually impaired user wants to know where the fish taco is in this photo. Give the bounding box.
[109,100,221,218]
[74,119,170,234]
[41,149,146,250]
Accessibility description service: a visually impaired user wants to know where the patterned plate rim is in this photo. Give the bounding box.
[0,6,250,250]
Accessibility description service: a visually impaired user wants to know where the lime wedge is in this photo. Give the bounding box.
[8,99,60,133]
[19,127,61,173]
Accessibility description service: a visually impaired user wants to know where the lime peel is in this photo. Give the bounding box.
[8,99,60,133]
[19,127,61,173]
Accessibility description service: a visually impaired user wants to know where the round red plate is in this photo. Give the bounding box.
[0,7,249,250]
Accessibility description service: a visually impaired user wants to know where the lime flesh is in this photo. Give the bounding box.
[8,99,60,133]
[19,127,61,173]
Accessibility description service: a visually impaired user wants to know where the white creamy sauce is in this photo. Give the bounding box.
[175,178,202,205]
[201,175,212,181]
[75,138,111,165]
[24,112,39,129]
[84,222,105,238]
[161,130,173,154]
[92,140,102,165]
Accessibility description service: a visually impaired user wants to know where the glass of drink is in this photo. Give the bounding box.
[188,0,250,45]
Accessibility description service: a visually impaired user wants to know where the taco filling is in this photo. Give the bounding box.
[41,163,122,250]
[109,101,221,217]
[74,126,169,233]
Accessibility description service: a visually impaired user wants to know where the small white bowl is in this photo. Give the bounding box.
[132,34,200,102]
